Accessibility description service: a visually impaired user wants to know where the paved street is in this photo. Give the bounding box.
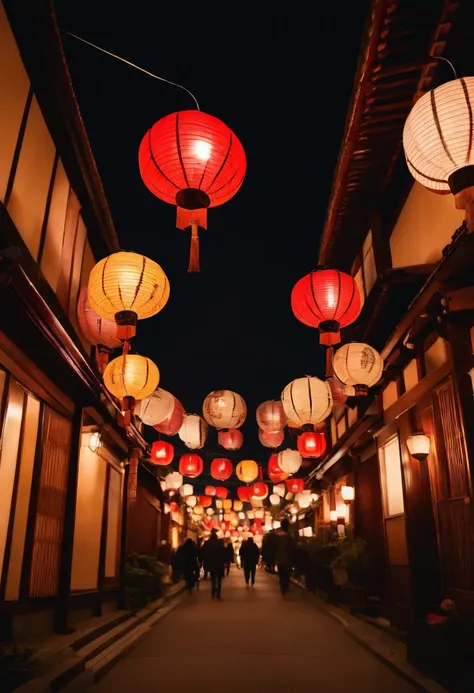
[94,569,417,693]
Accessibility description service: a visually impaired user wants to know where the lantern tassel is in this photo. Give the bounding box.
[325,347,334,377]
[188,222,200,273]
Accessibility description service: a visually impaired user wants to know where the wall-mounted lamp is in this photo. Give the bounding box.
[88,431,102,453]
[329,510,338,523]
[341,485,355,505]
[407,432,431,461]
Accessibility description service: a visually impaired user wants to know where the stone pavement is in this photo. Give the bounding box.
[93,568,418,693]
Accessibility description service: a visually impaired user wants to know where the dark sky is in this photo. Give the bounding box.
[56,3,369,484]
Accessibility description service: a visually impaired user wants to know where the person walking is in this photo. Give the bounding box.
[203,530,226,599]
[176,538,199,593]
[224,540,234,576]
[240,537,260,587]
[199,539,209,580]
[275,519,295,597]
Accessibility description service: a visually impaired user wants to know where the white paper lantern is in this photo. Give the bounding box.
[247,510,255,520]
[303,526,313,537]
[278,449,302,475]
[206,507,215,515]
[178,414,208,449]
[165,471,183,490]
[296,492,311,509]
[163,503,170,514]
[333,342,383,395]
[135,388,174,426]
[194,504,204,515]
[281,376,332,427]
[238,511,246,520]
[264,523,273,532]
[273,483,286,498]
[403,77,474,196]
[255,509,264,519]
[185,495,197,508]
[179,484,193,497]
[202,390,247,429]
[270,493,281,506]
[216,499,223,509]
[272,520,281,530]
[289,506,298,515]
[256,400,287,432]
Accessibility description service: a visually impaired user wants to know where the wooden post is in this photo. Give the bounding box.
[118,462,129,609]
[96,465,111,617]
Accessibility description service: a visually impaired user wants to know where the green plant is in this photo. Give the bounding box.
[124,554,169,610]
[0,646,38,692]
[337,538,370,585]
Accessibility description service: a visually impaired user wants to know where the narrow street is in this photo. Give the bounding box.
[94,570,417,693]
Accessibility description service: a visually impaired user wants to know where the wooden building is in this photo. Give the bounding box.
[309,0,474,631]
[0,1,168,642]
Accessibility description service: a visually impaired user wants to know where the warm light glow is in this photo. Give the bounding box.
[332,343,383,394]
[164,472,183,490]
[311,493,319,502]
[272,520,281,530]
[104,354,159,401]
[256,400,287,432]
[236,459,259,483]
[269,493,281,506]
[88,251,169,322]
[77,287,121,349]
[297,431,326,458]
[303,526,313,537]
[407,432,431,461]
[154,397,185,436]
[163,503,171,514]
[273,483,286,498]
[238,511,246,520]
[281,376,333,426]
[233,500,243,512]
[179,484,193,497]
[278,449,302,475]
[259,428,285,448]
[206,508,215,515]
[88,431,102,453]
[341,485,355,503]
[136,388,175,426]
[210,457,233,481]
[150,440,174,465]
[193,139,212,161]
[218,428,243,450]
[216,499,223,509]
[178,414,208,450]
[329,510,338,522]
[186,495,197,508]
[203,390,247,429]
[289,506,298,515]
[179,453,204,478]
[296,492,311,509]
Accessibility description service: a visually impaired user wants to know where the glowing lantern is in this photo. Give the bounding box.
[250,482,268,500]
[206,507,215,515]
[150,440,174,465]
[328,377,351,404]
[215,499,223,509]
[154,397,185,436]
[77,287,121,371]
[268,454,289,482]
[179,484,193,497]
[169,501,179,513]
[281,376,332,429]
[104,354,159,426]
[278,449,302,475]
[296,491,311,509]
[332,343,383,395]
[233,500,243,512]
[218,428,243,450]
[135,388,174,426]
[291,269,361,345]
[223,499,233,510]
[165,472,183,490]
[203,516,214,530]
[205,485,216,496]
[178,414,208,449]
[406,433,431,461]
[273,483,286,498]
[297,432,326,458]
[215,487,228,500]
[138,110,247,272]
[236,460,258,483]
[237,486,251,502]
[269,493,280,506]
[251,523,263,535]
[286,478,304,494]
[210,458,233,481]
[203,390,247,429]
[199,496,212,508]
[256,400,287,432]
[247,510,255,520]
[258,429,285,448]
[88,251,169,340]
[194,504,204,515]
[179,453,204,478]
[341,485,355,503]
[185,495,197,507]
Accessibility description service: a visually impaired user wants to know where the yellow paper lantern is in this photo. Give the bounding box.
[88,251,170,339]
[223,499,233,510]
[202,389,247,429]
[103,354,159,425]
[233,500,243,512]
[236,460,258,483]
[281,376,332,428]
[332,343,383,396]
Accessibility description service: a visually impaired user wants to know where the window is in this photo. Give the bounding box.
[39,159,70,292]
[379,436,405,517]
[403,359,419,393]
[425,337,449,374]
[353,230,377,301]
[382,380,398,411]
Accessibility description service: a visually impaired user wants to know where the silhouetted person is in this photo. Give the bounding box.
[176,538,199,592]
[240,537,260,587]
[262,531,277,573]
[199,540,208,579]
[224,540,234,576]
[203,531,226,599]
[275,519,295,596]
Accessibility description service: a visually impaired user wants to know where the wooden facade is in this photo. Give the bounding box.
[307,0,474,630]
[0,1,167,642]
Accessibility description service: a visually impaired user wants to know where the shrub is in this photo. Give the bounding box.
[124,554,169,610]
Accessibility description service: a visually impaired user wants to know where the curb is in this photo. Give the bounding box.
[14,582,187,693]
[288,577,447,693]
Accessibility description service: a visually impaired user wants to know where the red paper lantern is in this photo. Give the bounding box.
[199,496,212,508]
[258,429,284,448]
[250,481,268,499]
[231,529,239,537]
[291,269,361,345]
[268,453,289,482]
[154,397,185,436]
[205,485,216,496]
[328,376,349,403]
[179,453,204,478]
[286,478,304,493]
[242,523,249,532]
[77,287,121,350]
[210,458,233,481]
[150,440,174,465]
[139,111,247,272]
[169,501,179,513]
[203,516,214,530]
[218,428,243,450]
[250,522,263,535]
[297,431,327,458]
[237,486,251,502]
[215,486,228,500]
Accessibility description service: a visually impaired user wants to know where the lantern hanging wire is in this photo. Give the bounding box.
[430,54,457,79]
[63,31,201,110]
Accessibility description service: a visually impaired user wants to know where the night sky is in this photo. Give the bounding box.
[56,3,369,485]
